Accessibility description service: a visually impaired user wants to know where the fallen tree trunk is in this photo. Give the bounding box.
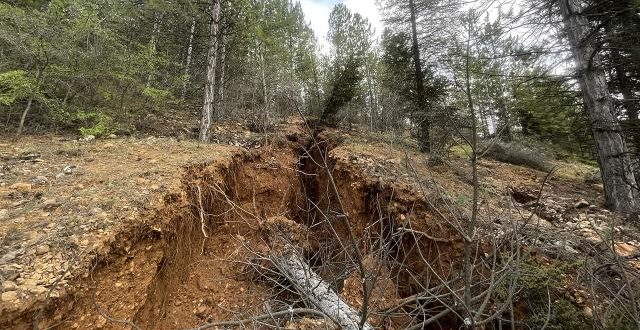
[271,251,373,330]
[262,216,373,330]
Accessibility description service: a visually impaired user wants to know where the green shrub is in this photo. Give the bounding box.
[482,141,552,172]
[518,261,592,330]
[74,111,114,137]
[142,86,173,111]
[0,70,37,105]
[605,308,638,330]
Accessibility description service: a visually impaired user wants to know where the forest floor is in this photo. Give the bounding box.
[0,119,639,329]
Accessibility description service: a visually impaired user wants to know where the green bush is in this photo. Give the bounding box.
[142,86,173,111]
[0,70,37,105]
[74,111,114,137]
[482,141,552,172]
[517,261,592,330]
[605,308,638,330]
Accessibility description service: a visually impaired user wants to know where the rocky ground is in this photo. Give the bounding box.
[0,134,242,312]
[0,121,638,329]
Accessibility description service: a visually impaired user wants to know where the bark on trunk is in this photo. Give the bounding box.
[271,250,373,330]
[17,61,48,136]
[181,17,196,101]
[146,16,160,88]
[611,49,640,157]
[408,0,430,152]
[559,0,638,212]
[218,34,226,104]
[364,59,377,131]
[260,48,269,130]
[200,0,222,142]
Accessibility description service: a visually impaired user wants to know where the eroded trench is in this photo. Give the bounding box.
[25,129,465,330]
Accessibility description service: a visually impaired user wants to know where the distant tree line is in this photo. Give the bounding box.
[1,0,638,212]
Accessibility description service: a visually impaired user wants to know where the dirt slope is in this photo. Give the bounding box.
[0,123,638,329]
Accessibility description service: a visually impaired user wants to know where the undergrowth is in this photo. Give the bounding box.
[516,259,592,329]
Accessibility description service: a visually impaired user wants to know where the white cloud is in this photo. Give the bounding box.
[298,0,332,51]
[344,0,382,37]
[299,0,383,54]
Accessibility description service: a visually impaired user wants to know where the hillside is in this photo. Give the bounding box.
[0,120,638,329]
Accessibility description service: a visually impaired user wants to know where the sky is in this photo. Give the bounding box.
[298,0,383,53]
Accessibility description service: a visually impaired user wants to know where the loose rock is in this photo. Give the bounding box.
[2,281,18,292]
[32,176,48,185]
[36,245,51,255]
[63,165,76,175]
[27,285,47,295]
[10,183,32,193]
[42,198,61,211]
[574,199,590,209]
[1,291,18,303]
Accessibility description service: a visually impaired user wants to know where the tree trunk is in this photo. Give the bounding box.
[408,0,430,152]
[270,249,373,330]
[181,17,196,101]
[611,49,640,157]
[218,34,226,104]
[364,59,376,131]
[218,2,228,112]
[312,58,322,115]
[559,0,638,212]
[260,48,269,130]
[200,0,222,142]
[17,61,48,136]
[146,16,160,88]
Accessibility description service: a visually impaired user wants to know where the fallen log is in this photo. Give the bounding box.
[264,216,373,330]
[271,251,373,330]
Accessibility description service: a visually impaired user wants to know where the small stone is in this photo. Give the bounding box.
[195,305,208,318]
[63,165,76,175]
[2,281,18,292]
[574,200,590,209]
[1,291,18,303]
[108,134,117,139]
[19,152,40,160]
[42,198,61,211]
[32,176,48,185]
[615,243,638,257]
[36,245,51,255]
[95,315,107,328]
[81,135,96,142]
[0,209,8,220]
[577,221,591,229]
[584,306,593,317]
[28,285,47,295]
[10,183,32,193]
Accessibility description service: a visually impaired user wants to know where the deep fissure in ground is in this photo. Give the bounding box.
[11,130,463,330]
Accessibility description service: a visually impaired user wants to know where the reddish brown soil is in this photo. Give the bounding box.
[1,123,637,330]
